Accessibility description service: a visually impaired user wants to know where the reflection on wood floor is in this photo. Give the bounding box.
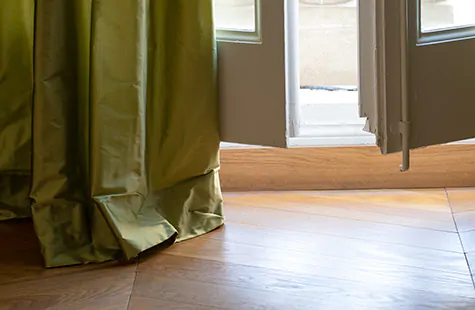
[2,188,475,309]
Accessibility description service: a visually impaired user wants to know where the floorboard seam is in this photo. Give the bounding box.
[228,204,457,233]
[445,188,475,288]
[126,259,139,310]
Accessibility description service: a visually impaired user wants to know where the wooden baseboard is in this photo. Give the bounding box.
[219,145,475,191]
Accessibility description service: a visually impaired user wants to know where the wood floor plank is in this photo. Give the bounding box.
[0,249,137,287]
[225,189,453,213]
[3,189,475,309]
[203,222,469,275]
[128,296,224,310]
[0,265,135,310]
[0,220,40,255]
[446,188,475,279]
[0,219,136,310]
[223,203,462,252]
[224,190,455,231]
[0,220,134,286]
[466,252,475,276]
[133,273,327,310]
[446,188,475,213]
[454,210,475,233]
[460,230,475,253]
[164,236,474,297]
[134,253,475,310]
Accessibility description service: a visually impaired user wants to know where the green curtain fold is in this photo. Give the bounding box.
[0,0,224,267]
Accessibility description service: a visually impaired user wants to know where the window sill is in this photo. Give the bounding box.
[220,125,374,149]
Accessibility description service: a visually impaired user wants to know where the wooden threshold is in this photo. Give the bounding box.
[219,145,475,191]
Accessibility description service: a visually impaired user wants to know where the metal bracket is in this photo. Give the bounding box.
[399,121,410,172]
[399,0,410,172]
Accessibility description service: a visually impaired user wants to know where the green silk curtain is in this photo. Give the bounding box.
[0,0,224,267]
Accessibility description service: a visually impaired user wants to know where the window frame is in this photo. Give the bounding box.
[215,0,262,43]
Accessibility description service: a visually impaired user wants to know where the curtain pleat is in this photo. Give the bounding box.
[0,1,35,221]
[0,0,224,267]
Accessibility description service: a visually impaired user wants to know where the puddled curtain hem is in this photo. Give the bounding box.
[0,173,31,221]
[29,170,223,268]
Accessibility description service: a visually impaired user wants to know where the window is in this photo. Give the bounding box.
[215,0,256,32]
[421,0,475,32]
[296,0,371,147]
[216,0,475,167]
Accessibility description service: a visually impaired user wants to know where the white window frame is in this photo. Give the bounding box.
[215,0,262,43]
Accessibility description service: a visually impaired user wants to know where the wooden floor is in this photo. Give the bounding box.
[2,189,475,309]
